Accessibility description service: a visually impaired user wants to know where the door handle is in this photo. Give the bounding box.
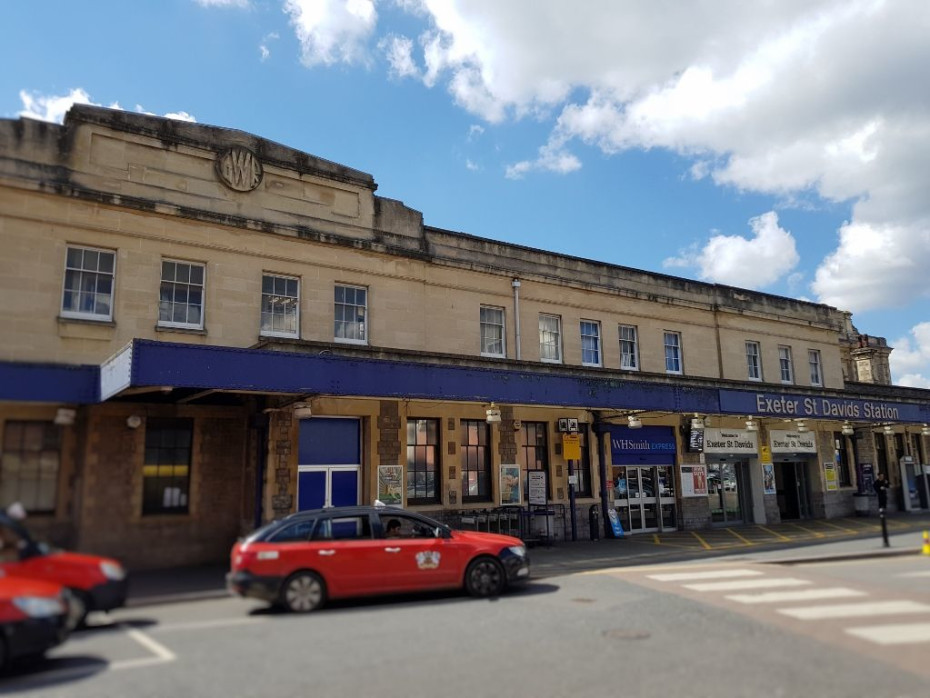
[318,550,336,556]
[384,547,401,553]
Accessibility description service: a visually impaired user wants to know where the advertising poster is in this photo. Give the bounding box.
[762,463,776,495]
[500,465,522,505]
[824,461,838,491]
[377,465,404,506]
[680,465,708,497]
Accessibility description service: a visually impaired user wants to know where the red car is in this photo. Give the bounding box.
[0,513,128,627]
[0,576,71,671]
[228,505,530,612]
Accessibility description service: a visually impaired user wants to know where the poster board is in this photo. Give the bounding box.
[527,471,547,505]
[500,465,521,505]
[377,465,404,506]
[680,465,708,497]
[824,461,838,491]
[762,463,776,495]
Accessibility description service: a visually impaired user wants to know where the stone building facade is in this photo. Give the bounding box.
[1,105,928,569]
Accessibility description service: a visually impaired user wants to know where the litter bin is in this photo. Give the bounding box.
[588,505,600,541]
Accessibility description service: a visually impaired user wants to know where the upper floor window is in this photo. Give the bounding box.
[480,306,505,357]
[580,320,601,367]
[1,421,60,514]
[334,284,367,344]
[664,331,683,374]
[619,325,639,371]
[746,341,762,381]
[539,314,562,363]
[808,349,823,386]
[261,273,299,338]
[778,346,794,384]
[142,418,193,515]
[406,418,440,505]
[61,245,115,321]
[159,260,205,330]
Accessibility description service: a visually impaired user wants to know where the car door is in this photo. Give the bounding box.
[377,514,461,591]
[307,514,383,598]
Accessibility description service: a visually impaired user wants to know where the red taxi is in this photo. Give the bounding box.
[228,505,530,612]
[0,512,127,627]
[0,576,71,671]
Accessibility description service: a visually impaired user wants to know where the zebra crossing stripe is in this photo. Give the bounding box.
[648,569,763,582]
[684,578,811,592]
[845,622,930,645]
[778,600,930,620]
[726,587,866,604]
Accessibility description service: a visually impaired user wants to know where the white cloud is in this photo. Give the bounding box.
[193,0,250,7]
[260,32,279,61]
[890,323,930,388]
[663,211,799,289]
[284,0,377,67]
[19,90,196,124]
[344,2,928,326]
[382,34,419,78]
[465,159,479,171]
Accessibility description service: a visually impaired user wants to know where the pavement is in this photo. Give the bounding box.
[123,512,930,608]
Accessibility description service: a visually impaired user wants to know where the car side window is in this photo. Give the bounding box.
[381,515,438,540]
[313,516,372,541]
[268,520,315,543]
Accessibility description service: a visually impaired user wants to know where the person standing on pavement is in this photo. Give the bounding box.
[873,472,890,509]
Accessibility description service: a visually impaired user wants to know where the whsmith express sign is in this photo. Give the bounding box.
[719,389,929,423]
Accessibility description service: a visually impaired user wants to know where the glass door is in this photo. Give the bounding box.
[657,465,677,530]
[708,462,745,524]
[619,466,660,532]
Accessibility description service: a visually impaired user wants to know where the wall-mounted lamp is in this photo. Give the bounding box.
[126,415,142,429]
[745,418,758,432]
[841,421,855,436]
[485,403,502,424]
[796,420,808,433]
[922,424,930,437]
[883,425,894,436]
[627,414,643,429]
[54,408,76,426]
[293,402,313,419]
[691,415,705,430]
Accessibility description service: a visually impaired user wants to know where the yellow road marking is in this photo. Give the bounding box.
[785,522,825,538]
[757,525,792,541]
[691,531,712,550]
[819,520,858,534]
[653,533,661,544]
[726,528,755,545]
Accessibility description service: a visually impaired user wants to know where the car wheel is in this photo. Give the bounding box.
[281,571,326,613]
[464,557,505,598]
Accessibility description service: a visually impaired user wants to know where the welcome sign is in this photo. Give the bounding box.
[702,428,758,454]
[769,430,817,453]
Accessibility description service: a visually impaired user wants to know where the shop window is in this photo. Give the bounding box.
[519,422,550,498]
[745,341,762,380]
[334,284,367,344]
[0,421,60,514]
[539,314,562,363]
[61,245,116,322]
[142,418,193,515]
[261,273,299,338]
[461,420,491,502]
[580,320,601,367]
[480,306,505,357]
[159,259,205,330]
[833,432,852,487]
[406,418,440,504]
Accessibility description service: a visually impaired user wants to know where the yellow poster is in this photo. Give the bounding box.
[563,433,581,460]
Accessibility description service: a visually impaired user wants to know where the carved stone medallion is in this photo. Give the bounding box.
[215,147,263,192]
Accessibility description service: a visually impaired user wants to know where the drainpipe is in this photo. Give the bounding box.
[512,279,522,360]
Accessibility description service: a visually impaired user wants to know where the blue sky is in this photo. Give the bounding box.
[4,0,930,386]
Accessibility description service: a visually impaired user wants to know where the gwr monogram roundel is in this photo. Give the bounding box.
[216,147,263,192]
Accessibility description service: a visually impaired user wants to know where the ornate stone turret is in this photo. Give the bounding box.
[839,312,893,385]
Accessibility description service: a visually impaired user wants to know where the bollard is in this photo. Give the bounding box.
[879,508,890,548]
[923,530,930,556]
